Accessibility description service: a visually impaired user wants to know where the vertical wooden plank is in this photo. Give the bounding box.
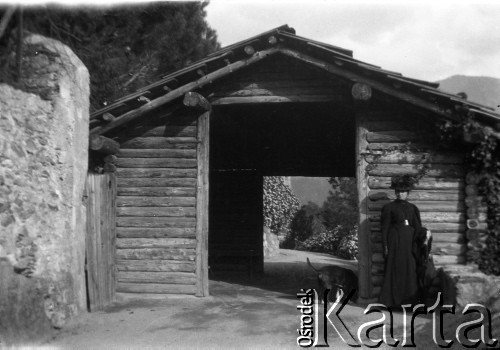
[85,172,117,311]
[196,111,210,296]
[356,112,372,301]
[96,175,104,309]
[109,173,117,303]
[85,173,98,311]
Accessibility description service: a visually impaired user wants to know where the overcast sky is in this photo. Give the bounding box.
[205,0,500,82]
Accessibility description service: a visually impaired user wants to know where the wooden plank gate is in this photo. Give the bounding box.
[85,172,116,311]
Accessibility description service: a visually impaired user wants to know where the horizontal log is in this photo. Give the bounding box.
[116,168,196,178]
[211,95,343,105]
[371,231,465,244]
[370,222,466,234]
[120,137,198,149]
[116,259,195,272]
[123,125,197,138]
[371,240,465,256]
[117,217,196,228]
[117,271,196,284]
[215,79,343,94]
[116,248,196,260]
[117,178,196,187]
[369,212,466,223]
[116,207,196,217]
[118,149,196,158]
[117,196,195,207]
[368,177,464,190]
[117,187,196,197]
[364,153,463,164]
[464,196,485,208]
[431,242,466,255]
[117,227,196,238]
[116,282,196,294]
[361,120,417,132]
[210,86,341,98]
[116,238,196,249]
[432,255,466,265]
[115,158,197,168]
[366,130,434,143]
[368,190,464,202]
[368,200,465,212]
[367,164,463,178]
[366,142,436,152]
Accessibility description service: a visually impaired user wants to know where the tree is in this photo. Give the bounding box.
[322,177,358,229]
[9,2,220,110]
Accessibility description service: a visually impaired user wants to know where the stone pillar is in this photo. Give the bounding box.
[0,34,89,345]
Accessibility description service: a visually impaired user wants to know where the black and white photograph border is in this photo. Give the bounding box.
[1,0,500,348]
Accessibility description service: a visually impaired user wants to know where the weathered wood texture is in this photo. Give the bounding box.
[359,111,467,290]
[86,173,116,311]
[207,54,349,105]
[113,110,202,294]
[196,111,209,296]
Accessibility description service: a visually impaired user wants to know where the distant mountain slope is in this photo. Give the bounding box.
[290,177,332,206]
[438,75,500,112]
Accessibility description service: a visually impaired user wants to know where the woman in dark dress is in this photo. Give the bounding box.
[379,175,422,307]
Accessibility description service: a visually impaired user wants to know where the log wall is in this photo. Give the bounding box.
[113,111,200,295]
[358,111,467,300]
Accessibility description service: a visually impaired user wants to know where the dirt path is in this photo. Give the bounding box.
[42,249,434,349]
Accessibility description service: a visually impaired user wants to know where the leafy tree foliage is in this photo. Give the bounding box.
[289,202,325,242]
[322,177,358,229]
[5,2,220,110]
[263,176,300,235]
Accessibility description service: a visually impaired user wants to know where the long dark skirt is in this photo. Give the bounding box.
[379,224,419,307]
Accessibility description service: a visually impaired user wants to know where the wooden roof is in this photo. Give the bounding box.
[90,24,500,136]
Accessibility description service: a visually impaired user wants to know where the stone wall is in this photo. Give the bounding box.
[0,34,89,346]
[263,226,280,258]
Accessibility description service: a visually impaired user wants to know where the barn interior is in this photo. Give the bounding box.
[208,102,357,282]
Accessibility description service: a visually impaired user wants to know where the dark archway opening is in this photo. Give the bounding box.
[208,102,357,293]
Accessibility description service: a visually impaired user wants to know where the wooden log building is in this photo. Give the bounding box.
[86,25,500,308]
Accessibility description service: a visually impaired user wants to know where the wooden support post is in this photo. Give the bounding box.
[89,134,120,155]
[183,92,211,111]
[196,111,210,297]
[356,111,373,302]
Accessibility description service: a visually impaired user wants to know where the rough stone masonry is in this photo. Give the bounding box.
[0,34,89,346]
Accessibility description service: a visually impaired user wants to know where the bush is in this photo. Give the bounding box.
[296,230,339,254]
[295,225,358,260]
[336,226,358,260]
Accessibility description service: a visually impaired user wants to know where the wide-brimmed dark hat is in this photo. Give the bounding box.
[390,175,417,191]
